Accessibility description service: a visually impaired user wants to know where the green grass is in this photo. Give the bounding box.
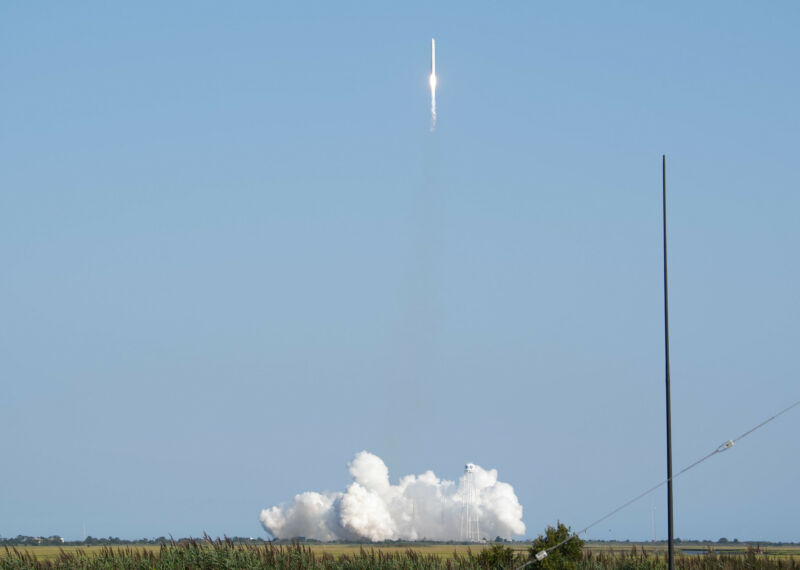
[1,543,525,562]
[1,545,162,562]
[3,540,798,569]
[583,543,800,559]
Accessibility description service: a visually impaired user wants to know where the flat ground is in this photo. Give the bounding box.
[4,542,799,562]
[4,544,509,562]
[583,543,800,558]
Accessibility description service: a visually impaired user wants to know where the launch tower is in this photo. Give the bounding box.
[460,463,481,542]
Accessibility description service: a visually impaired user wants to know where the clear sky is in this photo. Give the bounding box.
[1,1,798,542]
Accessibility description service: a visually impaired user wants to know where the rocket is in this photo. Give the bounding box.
[429,38,437,130]
[431,38,436,77]
[429,38,437,89]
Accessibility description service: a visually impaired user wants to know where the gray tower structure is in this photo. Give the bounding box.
[460,463,481,542]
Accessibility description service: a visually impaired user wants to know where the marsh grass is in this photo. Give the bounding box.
[2,540,797,570]
[583,546,800,570]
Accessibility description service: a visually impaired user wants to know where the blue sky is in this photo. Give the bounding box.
[1,1,798,542]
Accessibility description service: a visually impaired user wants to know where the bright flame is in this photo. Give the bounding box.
[429,73,437,131]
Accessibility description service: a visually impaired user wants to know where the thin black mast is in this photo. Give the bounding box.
[663,154,675,570]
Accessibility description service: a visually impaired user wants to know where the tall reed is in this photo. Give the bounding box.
[2,540,796,570]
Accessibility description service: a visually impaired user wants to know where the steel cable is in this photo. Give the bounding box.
[517,398,800,570]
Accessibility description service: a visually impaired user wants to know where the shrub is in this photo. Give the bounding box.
[528,522,585,570]
[475,543,518,569]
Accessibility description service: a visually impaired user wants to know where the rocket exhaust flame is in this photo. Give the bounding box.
[429,38,437,131]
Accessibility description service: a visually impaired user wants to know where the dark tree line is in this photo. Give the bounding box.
[0,535,271,547]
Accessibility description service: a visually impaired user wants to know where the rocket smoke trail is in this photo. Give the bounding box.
[429,38,437,131]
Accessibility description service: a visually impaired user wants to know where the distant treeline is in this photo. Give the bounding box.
[591,539,800,547]
[0,535,268,547]
[2,535,798,547]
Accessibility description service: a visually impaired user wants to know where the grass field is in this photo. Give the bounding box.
[1,543,515,562]
[583,542,800,559]
[4,541,800,563]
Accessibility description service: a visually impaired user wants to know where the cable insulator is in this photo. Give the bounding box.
[717,440,734,452]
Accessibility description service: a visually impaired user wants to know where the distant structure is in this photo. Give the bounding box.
[460,463,481,542]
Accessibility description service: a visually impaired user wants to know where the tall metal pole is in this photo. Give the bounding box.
[662,154,675,570]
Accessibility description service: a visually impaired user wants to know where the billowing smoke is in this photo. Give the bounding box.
[259,451,525,541]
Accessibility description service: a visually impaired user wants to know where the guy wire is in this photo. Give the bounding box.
[517,398,800,570]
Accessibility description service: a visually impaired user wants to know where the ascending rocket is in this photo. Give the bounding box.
[430,38,437,88]
[429,38,437,130]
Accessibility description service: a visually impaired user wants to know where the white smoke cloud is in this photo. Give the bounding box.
[259,451,526,541]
